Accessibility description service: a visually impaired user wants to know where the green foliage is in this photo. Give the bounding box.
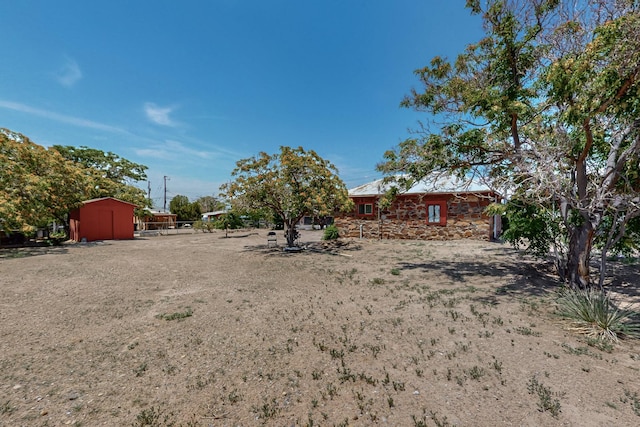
[500,201,563,259]
[195,195,225,213]
[213,212,244,230]
[322,224,340,240]
[527,376,563,417]
[169,195,201,221]
[156,308,193,321]
[1,129,92,231]
[595,214,640,257]
[221,146,353,247]
[53,144,150,216]
[132,406,176,426]
[378,1,640,288]
[556,289,640,342]
[192,220,215,233]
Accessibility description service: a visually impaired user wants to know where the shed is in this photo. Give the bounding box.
[69,197,136,242]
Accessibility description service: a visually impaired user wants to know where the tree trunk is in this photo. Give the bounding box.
[566,219,594,289]
[284,220,297,248]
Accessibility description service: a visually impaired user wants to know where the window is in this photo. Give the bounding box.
[428,204,440,223]
[358,203,373,215]
[426,201,447,225]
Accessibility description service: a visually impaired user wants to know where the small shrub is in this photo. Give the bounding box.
[0,401,13,415]
[621,389,640,416]
[132,406,176,426]
[527,376,562,417]
[322,224,339,240]
[556,289,640,342]
[156,308,193,321]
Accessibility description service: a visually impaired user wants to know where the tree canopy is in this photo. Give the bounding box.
[53,145,150,216]
[195,195,226,213]
[169,195,202,222]
[378,0,640,289]
[1,128,151,233]
[221,146,353,247]
[1,129,92,231]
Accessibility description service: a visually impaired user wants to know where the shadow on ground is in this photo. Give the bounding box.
[0,246,70,259]
[397,246,561,304]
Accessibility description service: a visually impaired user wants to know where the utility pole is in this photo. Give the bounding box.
[163,176,169,212]
[147,181,151,202]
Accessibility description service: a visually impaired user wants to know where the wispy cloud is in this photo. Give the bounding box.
[144,103,178,126]
[135,140,214,160]
[0,100,127,134]
[56,57,83,87]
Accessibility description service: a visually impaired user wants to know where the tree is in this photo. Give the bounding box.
[214,212,245,238]
[378,0,640,289]
[195,195,226,213]
[221,146,353,247]
[169,195,202,222]
[53,145,151,216]
[1,129,93,231]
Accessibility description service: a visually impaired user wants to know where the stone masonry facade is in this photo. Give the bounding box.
[335,192,498,241]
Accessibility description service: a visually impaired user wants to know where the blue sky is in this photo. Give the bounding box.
[1,1,482,208]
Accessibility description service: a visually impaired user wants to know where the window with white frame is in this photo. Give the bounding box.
[426,201,447,225]
[358,203,373,215]
[427,204,441,223]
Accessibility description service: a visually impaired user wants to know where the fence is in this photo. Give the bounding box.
[135,221,196,236]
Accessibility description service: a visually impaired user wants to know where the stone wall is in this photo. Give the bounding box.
[335,193,495,241]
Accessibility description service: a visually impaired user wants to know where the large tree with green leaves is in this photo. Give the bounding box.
[221,146,353,247]
[169,195,202,222]
[52,145,151,216]
[378,0,640,289]
[1,129,92,231]
[195,195,226,213]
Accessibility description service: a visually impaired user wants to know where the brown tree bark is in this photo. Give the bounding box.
[566,219,594,289]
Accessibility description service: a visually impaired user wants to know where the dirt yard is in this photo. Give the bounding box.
[1,230,639,426]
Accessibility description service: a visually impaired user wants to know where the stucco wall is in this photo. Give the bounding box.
[335,193,497,241]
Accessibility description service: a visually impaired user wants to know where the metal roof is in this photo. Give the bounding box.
[348,176,493,196]
[81,197,137,207]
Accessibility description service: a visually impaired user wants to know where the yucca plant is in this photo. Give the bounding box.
[556,288,640,342]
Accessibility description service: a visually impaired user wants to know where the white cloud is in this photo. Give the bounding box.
[56,57,83,87]
[144,102,178,126]
[135,140,214,161]
[0,99,127,134]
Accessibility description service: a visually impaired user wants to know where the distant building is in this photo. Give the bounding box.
[201,210,227,222]
[139,210,177,230]
[335,177,502,241]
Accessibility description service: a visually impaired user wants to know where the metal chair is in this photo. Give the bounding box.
[267,231,277,247]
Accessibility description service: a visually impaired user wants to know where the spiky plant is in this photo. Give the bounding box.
[556,288,640,342]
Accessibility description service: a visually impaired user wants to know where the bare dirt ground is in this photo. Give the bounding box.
[1,230,639,427]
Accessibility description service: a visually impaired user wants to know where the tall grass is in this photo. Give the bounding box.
[556,289,640,342]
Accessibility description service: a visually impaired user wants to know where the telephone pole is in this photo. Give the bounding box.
[163,176,169,212]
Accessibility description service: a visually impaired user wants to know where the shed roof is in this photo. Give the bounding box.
[349,176,494,197]
[80,197,137,207]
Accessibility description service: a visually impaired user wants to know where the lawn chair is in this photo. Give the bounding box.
[267,231,277,247]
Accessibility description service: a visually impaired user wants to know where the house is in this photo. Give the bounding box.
[201,210,227,222]
[69,197,136,242]
[139,210,177,230]
[334,177,501,241]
